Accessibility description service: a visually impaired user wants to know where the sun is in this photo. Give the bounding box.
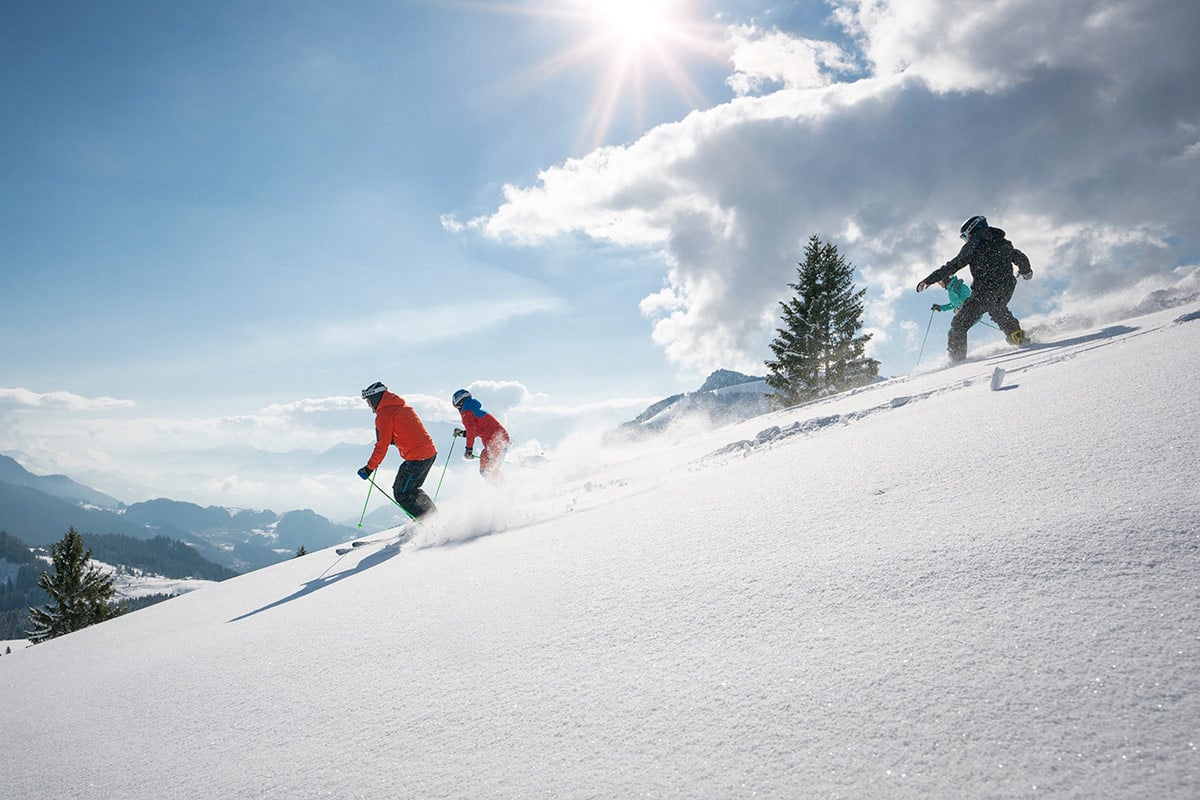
[487,0,726,148]
[595,0,672,48]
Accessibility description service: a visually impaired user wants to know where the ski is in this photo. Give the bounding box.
[336,538,386,555]
[335,528,414,556]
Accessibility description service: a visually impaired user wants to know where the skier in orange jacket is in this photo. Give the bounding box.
[358,381,437,519]
[452,389,510,483]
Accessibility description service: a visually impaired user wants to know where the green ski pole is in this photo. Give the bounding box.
[433,429,462,501]
[916,308,935,367]
[364,473,415,520]
[355,480,373,531]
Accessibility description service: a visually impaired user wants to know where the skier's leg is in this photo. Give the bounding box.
[949,296,984,361]
[479,434,509,483]
[478,447,495,479]
[985,280,1021,336]
[393,457,437,518]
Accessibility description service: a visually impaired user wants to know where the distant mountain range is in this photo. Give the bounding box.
[612,369,775,440]
[0,454,361,573]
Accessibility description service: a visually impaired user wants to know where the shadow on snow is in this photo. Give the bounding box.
[228,542,400,623]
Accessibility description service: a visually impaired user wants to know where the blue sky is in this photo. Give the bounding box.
[2,0,1198,519]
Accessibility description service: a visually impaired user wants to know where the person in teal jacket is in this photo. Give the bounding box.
[931,275,970,313]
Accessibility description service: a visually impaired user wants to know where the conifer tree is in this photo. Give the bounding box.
[765,234,880,406]
[27,527,120,643]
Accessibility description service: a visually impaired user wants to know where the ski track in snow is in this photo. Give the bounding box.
[704,321,1151,462]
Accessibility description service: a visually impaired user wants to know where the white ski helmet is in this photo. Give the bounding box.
[452,389,471,408]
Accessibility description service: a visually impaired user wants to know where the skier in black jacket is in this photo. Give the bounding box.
[916,215,1033,361]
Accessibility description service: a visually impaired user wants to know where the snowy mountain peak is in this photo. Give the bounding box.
[696,368,764,393]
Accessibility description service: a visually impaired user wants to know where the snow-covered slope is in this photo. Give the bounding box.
[2,306,1198,799]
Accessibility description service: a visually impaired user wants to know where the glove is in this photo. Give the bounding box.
[463,448,475,460]
[916,281,928,293]
[1020,270,1033,281]
[453,427,466,438]
[357,466,372,480]
[931,303,941,311]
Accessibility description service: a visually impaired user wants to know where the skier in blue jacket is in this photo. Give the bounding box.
[932,275,970,313]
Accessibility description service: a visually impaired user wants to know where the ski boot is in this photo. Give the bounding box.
[1007,329,1029,346]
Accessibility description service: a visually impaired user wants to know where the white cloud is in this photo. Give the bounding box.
[456,0,1200,374]
[726,24,857,96]
[261,396,362,415]
[831,0,1149,93]
[0,387,135,412]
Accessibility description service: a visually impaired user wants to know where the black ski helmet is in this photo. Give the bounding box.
[452,389,471,409]
[960,215,987,241]
[361,381,387,408]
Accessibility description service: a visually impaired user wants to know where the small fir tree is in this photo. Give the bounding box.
[294,545,308,558]
[765,235,880,406]
[27,527,121,643]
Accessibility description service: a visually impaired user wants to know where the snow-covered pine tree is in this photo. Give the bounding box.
[765,234,879,406]
[27,527,121,643]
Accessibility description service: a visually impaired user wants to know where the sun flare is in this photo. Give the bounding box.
[595,0,672,47]
[490,0,726,148]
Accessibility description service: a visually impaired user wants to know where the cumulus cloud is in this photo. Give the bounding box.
[726,24,857,95]
[455,0,1200,374]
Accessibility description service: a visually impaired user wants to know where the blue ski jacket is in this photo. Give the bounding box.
[934,276,971,311]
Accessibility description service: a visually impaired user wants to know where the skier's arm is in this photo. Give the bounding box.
[1013,248,1033,279]
[462,412,479,451]
[919,239,978,289]
[366,414,392,471]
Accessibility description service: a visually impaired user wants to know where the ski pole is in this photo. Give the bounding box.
[365,473,415,520]
[433,429,462,501]
[355,480,373,531]
[916,308,935,367]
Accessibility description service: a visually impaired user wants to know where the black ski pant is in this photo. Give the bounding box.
[392,456,437,519]
[948,278,1020,361]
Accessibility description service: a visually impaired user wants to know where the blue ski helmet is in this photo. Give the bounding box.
[960,215,987,241]
[452,389,471,409]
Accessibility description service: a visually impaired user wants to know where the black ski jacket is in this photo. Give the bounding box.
[922,226,1032,293]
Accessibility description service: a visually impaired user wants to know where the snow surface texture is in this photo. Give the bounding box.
[2,306,1198,799]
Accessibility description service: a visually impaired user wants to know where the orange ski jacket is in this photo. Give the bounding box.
[367,391,437,469]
